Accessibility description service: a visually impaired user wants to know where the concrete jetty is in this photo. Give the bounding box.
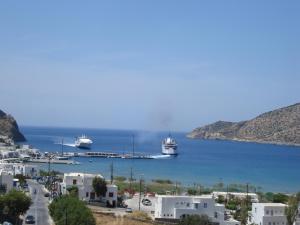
[29,158,77,164]
[63,151,154,159]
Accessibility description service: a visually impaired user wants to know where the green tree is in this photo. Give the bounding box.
[179,214,211,225]
[66,185,79,198]
[217,195,225,204]
[234,201,249,225]
[285,195,299,225]
[187,188,197,195]
[14,174,27,186]
[92,176,107,198]
[273,193,289,204]
[0,190,31,224]
[49,195,95,225]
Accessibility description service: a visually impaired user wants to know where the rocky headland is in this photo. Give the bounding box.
[187,103,300,146]
[0,109,26,143]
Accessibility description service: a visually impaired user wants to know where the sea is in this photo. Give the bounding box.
[19,126,300,193]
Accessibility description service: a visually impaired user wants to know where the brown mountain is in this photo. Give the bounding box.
[0,109,26,142]
[187,103,300,146]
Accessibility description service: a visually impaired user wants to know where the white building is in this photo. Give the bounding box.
[0,172,14,193]
[0,163,39,178]
[294,204,300,225]
[249,203,287,225]
[13,164,39,177]
[60,172,118,207]
[213,191,259,203]
[155,195,240,225]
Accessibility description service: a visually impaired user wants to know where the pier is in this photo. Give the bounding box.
[29,158,78,164]
[63,151,154,159]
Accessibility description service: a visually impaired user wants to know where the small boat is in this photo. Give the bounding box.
[55,156,70,160]
[162,134,178,155]
[75,135,93,149]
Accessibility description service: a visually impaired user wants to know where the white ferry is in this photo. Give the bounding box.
[75,135,93,149]
[162,134,178,155]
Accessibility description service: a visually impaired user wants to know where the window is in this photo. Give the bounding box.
[86,192,89,197]
[215,212,218,218]
[266,210,269,215]
[255,208,257,213]
[187,203,190,207]
[73,179,77,185]
[269,222,271,225]
[195,203,199,209]
[109,192,114,197]
[204,203,208,208]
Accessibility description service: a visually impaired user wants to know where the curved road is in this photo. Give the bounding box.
[23,180,52,225]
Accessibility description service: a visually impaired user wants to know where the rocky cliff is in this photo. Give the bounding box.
[187,103,300,146]
[0,109,26,142]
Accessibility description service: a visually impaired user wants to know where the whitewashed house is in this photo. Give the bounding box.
[0,163,39,178]
[13,164,39,177]
[155,195,240,225]
[249,203,287,225]
[60,172,118,207]
[294,204,300,225]
[0,172,14,193]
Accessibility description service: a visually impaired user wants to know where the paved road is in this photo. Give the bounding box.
[23,180,52,225]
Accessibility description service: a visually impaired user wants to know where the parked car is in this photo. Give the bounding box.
[142,198,152,206]
[25,215,35,224]
[3,222,13,225]
[44,192,50,197]
[125,208,133,213]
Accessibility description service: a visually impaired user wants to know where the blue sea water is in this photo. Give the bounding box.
[19,126,300,193]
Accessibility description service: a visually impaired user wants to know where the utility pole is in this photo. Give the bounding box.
[110,162,114,184]
[246,182,249,209]
[61,138,64,156]
[48,155,51,176]
[138,175,143,211]
[132,134,135,158]
[129,167,133,194]
[226,185,229,204]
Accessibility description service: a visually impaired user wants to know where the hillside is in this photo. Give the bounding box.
[0,109,26,142]
[187,103,300,146]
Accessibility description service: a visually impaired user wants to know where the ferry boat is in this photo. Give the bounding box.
[161,134,178,155]
[75,135,93,149]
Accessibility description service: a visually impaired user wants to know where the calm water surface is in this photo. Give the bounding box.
[20,126,300,193]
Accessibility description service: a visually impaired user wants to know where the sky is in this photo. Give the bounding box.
[0,1,299,132]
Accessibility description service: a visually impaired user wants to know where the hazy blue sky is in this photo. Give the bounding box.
[0,1,299,131]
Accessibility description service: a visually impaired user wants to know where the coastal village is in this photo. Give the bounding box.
[0,133,300,225]
[1,0,300,224]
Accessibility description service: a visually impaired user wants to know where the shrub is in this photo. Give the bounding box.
[49,195,95,225]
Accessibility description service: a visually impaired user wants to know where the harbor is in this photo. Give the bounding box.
[63,151,155,159]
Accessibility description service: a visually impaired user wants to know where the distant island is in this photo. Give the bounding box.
[0,109,26,143]
[187,103,300,146]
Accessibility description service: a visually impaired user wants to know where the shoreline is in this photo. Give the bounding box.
[186,135,300,148]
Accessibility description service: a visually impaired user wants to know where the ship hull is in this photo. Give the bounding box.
[161,145,178,155]
[75,143,92,149]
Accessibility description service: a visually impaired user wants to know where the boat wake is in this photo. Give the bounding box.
[151,154,171,159]
[54,142,76,147]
